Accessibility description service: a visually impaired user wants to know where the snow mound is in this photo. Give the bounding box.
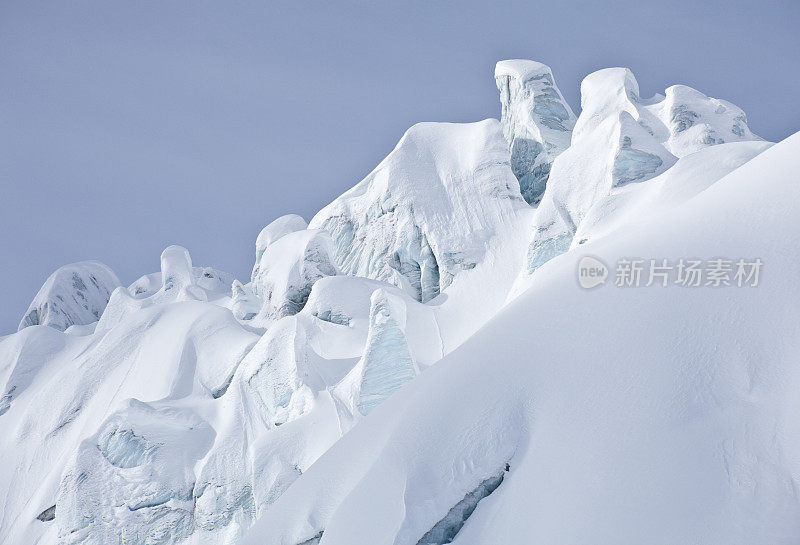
[309,119,527,303]
[495,59,576,204]
[18,261,121,332]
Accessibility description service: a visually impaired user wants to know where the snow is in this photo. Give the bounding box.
[495,60,576,204]
[309,119,529,303]
[331,288,418,422]
[0,58,793,545]
[571,140,773,249]
[574,67,763,156]
[18,261,121,332]
[253,214,308,282]
[250,229,339,324]
[58,400,215,544]
[521,66,765,279]
[99,245,237,331]
[242,130,800,545]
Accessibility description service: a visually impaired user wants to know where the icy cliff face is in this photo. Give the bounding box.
[309,119,527,303]
[522,67,764,278]
[18,261,121,332]
[0,59,786,545]
[332,288,418,424]
[495,60,576,204]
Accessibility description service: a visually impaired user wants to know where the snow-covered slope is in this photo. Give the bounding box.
[0,59,791,545]
[243,130,800,545]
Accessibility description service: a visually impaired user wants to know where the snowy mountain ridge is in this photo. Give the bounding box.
[2,59,796,545]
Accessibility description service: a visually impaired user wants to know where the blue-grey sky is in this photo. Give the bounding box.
[1,0,798,333]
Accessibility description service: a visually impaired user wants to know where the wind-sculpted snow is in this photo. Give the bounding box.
[0,244,445,544]
[239,317,318,426]
[0,59,791,545]
[250,229,339,323]
[252,214,308,281]
[573,67,762,156]
[495,59,576,204]
[18,261,121,332]
[0,299,258,544]
[99,245,238,331]
[570,139,772,251]
[521,66,766,278]
[243,132,800,545]
[301,275,443,364]
[309,119,528,303]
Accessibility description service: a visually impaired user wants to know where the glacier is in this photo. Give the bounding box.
[1,58,797,545]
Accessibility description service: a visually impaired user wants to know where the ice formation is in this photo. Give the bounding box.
[250,229,339,321]
[309,119,528,303]
[244,133,800,545]
[18,261,121,332]
[252,214,308,281]
[57,400,215,545]
[1,59,793,545]
[521,66,763,278]
[495,60,576,204]
[332,288,418,422]
[415,468,506,545]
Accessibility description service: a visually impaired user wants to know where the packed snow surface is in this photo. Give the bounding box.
[0,59,794,545]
